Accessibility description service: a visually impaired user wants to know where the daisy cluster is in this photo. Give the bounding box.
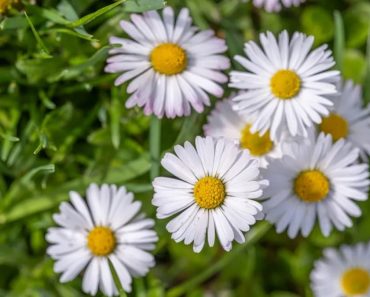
[46,4,370,297]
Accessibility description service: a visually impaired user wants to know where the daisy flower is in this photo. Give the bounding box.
[318,79,370,161]
[262,132,369,238]
[253,0,305,12]
[229,30,340,140]
[311,242,370,297]
[152,136,267,253]
[46,184,158,296]
[203,98,283,167]
[105,7,230,118]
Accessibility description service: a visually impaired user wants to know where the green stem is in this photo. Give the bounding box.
[166,222,271,297]
[334,11,345,72]
[109,260,128,297]
[364,25,370,104]
[149,116,162,180]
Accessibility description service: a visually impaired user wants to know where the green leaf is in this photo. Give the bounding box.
[124,0,166,13]
[15,57,64,84]
[301,6,334,45]
[24,11,52,58]
[342,49,366,84]
[53,44,115,80]
[57,0,91,38]
[344,2,370,48]
[68,0,128,28]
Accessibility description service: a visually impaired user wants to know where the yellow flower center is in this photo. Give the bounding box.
[294,170,330,203]
[194,176,226,209]
[270,70,301,99]
[240,124,274,156]
[319,113,349,141]
[341,267,370,296]
[150,43,187,75]
[0,0,17,14]
[87,227,116,256]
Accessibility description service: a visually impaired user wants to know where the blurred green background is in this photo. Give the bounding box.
[0,0,370,296]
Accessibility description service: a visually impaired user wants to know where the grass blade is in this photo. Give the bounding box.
[68,0,127,28]
[24,11,52,58]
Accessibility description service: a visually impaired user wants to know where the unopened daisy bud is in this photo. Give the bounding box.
[105,7,230,119]
[152,136,267,253]
[262,132,370,238]
[46,184,158,297]
[317,79,370,161]
[311,242,370,297]
[230,30,339,140]
[253,0,305,12]
[204,97,284,167]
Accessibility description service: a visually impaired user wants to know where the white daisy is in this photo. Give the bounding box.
[203,97,283,167]
[46,184,158,296]
[317,79,370,161]
[262,132,369,238]
[152,136,267,252]
[311,242,370,297]
[229,30,340,140]
[105,7,230,118]
[253,0,305,12]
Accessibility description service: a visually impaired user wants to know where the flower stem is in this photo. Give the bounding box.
[150,116,162,180]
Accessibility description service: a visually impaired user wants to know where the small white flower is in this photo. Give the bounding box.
[230,30,339,140]
[311,242,370,297]
[318,79,370,161]
[204,98,283,167]
[253,0,305,12]
[152,136,267,252]
[46,184,158,296]
[262,132,369,238]
[105,7,229,118]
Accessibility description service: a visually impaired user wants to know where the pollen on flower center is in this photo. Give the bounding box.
[294,170,330,203]
[150,43,187,75]
[270,70,301,99]
[240,124,274,156]
[319,113,349,141]
[194,176,226,209]
[341,267,370,296]
[87,226,116,256]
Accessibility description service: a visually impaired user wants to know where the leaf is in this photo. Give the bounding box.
[24,11,52,58]
[342,49,366,84]
[344,2,370,48]
[57,0,91,38]
[68,0,128,28]
[301,6,334,45]
[0,155,151,224]
[124,0,166,13]
[53,44,116,80]
[15,57,64,84]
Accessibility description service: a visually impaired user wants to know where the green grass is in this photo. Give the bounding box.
[0,0,370,296]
